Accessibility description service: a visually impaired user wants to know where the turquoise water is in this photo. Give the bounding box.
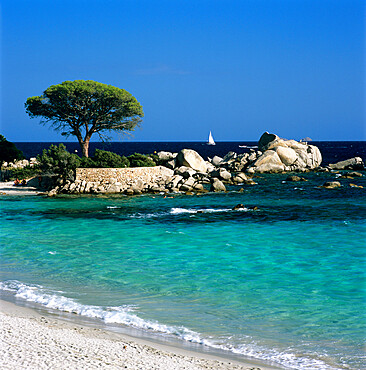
[1,172,365,369]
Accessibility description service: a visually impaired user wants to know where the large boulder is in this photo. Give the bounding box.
[176,149,207,173]
[220,152,237,165]
[175,166,196,179]
[169,174,184,189]
[210,168,232,181]
[212,156,223,166]
[179,176,196,192]
[210,178,226,192]
[248,132,322,173]
[157,151,177,162]
[328,157,364,171]
[258,132,280,152]
[276,146,297,166]
[249,150,285,173]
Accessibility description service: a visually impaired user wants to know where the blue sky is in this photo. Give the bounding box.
[1,0,365,142]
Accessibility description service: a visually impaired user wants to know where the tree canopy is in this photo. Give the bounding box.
[25,80,144,157]
[0,135,24,167]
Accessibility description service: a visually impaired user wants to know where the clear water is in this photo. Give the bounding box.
[1,171,365,369]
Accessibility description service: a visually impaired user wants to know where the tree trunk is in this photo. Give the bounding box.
[81,139,90,157]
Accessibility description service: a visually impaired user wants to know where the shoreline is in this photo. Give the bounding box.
[0,181,41,196]
[0,298,282,370]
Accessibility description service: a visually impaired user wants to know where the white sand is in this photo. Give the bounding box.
[0,300,278,370]
[0,182,42,196]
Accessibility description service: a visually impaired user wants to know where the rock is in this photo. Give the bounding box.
[47,188,58,197]
[349,183,363,188]
[176,149,207,172]
[179,177,195,192]
[306,145,322,168]
[175,166,196,179]
[348,172,363,177]
[205,161,216,173]
[69,182,77,192]
[210,168,231,181]
[165,159,176,170]
[258,132,280,152]
[286,175,304,182]
[125,188,135,195]
[220,152,237,165]
[210,178,226,192]
[131,186,142,195]
[247,151,257,162]
[193,183,204,191]
[157,151,176,162]
[84,182,93,193]
[233,203,245,210]
[250,150,285,173]
[322,181,341,189]
[169,174,184,189]
[235,172,248,182]
[276,146,297,166]
[212,156,223,166]
[328,157,364,170]
[349,172,363,177]
[149,185,166,193]
[105,184,122,193]
[232,176,244,183]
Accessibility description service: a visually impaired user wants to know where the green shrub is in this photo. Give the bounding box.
[0,135,24,167]
[37,144,81,181]
[8,166,40,181]
[78,156,98,168]
[92,149,129,168]
[128,153,156,167]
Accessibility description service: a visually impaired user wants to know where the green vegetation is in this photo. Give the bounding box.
[25,80,144,157]
[7,166,40,181]
[0,135,24,167]
[95,149,130,168]
[127,153,156,167]
[2,142,158,183]
[79,149,130,168]
[37,144,80,181]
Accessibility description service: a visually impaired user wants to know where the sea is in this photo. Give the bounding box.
[1,141,365,369]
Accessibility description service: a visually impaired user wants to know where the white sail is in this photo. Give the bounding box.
[208,131,216,145]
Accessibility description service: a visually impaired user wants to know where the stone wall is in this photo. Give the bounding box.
[62,166,175,194]
[76,166,173,185]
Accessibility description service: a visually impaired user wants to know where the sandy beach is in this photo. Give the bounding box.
[0,300,280,370]
[0,181,42,196]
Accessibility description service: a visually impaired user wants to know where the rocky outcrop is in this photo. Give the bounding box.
[328,157,364,171]
[176,149,207,173]
[247,132,322,173]
[48,132,366,196]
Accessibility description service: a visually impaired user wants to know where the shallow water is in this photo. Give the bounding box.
[1,171,366,369]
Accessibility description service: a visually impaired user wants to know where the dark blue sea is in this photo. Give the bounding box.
[1,141,365,369]
[14,141,366,166]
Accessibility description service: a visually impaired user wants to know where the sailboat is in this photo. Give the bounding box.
[207,131,216,145]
